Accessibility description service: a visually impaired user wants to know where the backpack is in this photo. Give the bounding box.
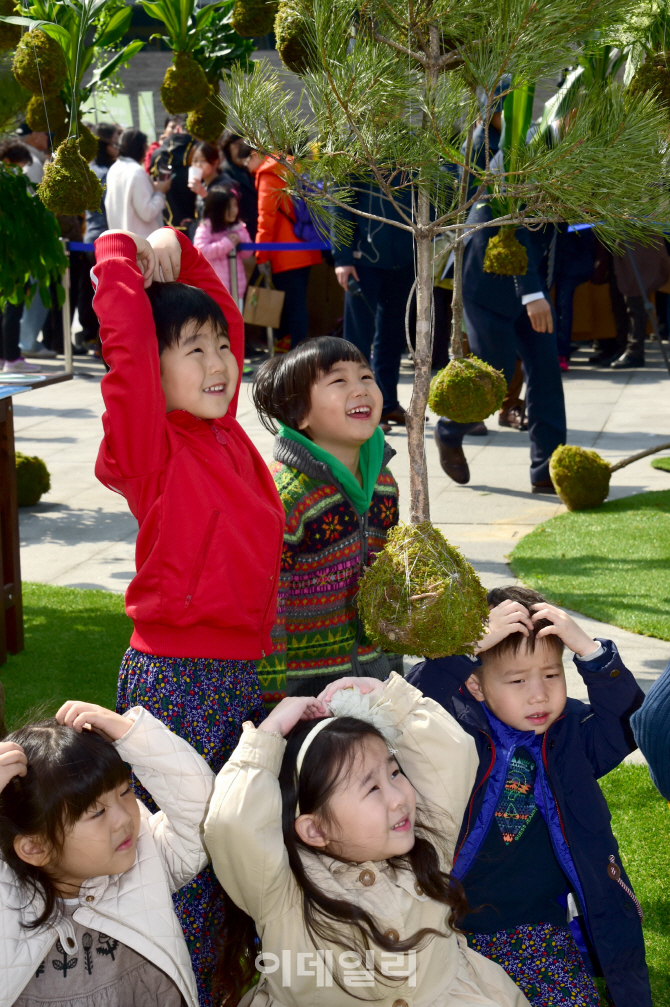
[282,177,326,244]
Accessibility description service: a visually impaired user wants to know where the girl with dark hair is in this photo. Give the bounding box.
[218,130,258,237]
[205,674,530,1007]
[0,699,214,1007]
[194,186,253,302]
[105,128,172,238]
[252,336,399,702]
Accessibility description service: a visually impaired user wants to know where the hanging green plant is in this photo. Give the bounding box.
[12,28,67,94]
[186,84,227,142]
[38,136,103,215]
[356,521,489,658]
[160,51,209,113]
[550,445,611,510]
[0,0,20,49]
[275,0,313,74]
[78,122,98,161]
[483,226,528,275]
[428,355,507,423]
[231,0,278,37]
[628,53,670,116]
[16,452,51,507]
[25,91,67,132]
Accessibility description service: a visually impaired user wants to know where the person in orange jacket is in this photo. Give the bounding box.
[253,155,321,349]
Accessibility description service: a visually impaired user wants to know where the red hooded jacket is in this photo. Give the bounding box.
[93,228,284,661]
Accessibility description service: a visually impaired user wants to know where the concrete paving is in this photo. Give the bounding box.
[12,342,670,723]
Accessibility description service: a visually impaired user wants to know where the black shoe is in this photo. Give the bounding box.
[588,348,620,365]
[499,405,528,431]
[610,353,645,369]
[464,421,488,436]
[531,478,557,495]
[434,429,470,484]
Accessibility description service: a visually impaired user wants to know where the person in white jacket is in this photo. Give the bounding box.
[105,129,172,238]
[0,700,214,1007]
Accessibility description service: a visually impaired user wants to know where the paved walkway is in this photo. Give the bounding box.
[13,343,670,724]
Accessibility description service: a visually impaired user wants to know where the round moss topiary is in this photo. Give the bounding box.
[275,1,313,74]
[549,444,612,511]
[13,29,68,95]
[0,0,20,50]
[231,0,278,38]
[428,355,507,424]
[186,85,226,143]
[38,136,104,215]
[15,452,50,506]
[25,93,67,133]
[483,227,528,276]
[357,521,489,658]
[160,52,210,115]
[77,123,98,163]
[628,54,670,117]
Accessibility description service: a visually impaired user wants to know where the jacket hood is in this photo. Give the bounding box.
[273,434,395,485]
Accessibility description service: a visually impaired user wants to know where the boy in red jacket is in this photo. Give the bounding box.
[92,226,285,1007]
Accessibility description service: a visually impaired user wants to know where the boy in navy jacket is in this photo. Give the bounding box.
[407,585,649,1007]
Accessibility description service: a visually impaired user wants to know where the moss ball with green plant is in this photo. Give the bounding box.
[428,355,507,423]
[12,29,67,95]
[25,92,67,133]
[549,444,612,511]
[15,452,50,506]
[231,0,278,37]
[275,1,313,74]
[77,124,98,162]
[357,521,489,658]
[38,136,103,215]
[483,227,528,276]
[0,0,20,50]
[160,52,210,114]
[186,85,226,143]
[628,54,670,117]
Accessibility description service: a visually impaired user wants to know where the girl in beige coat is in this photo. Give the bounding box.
[205,672,530,1007]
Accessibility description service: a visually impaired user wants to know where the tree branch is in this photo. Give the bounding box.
[373,32,426,65]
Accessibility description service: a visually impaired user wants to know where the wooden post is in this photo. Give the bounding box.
[0,396,24,665]
[61,239,73,375]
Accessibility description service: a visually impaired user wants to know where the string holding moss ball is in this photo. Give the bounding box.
[186,85,226,143]
[428,355,507,424]
[0,0,20,50]
[356,521,489,659]
[483,227,528,276]
[160,52,210,114]
[549,445,612,511]
[13,29,67,95]
[231,0,278,37]
[275,1,313,74]
[25,93,67,133]
[628,53,670,117]
[38,136,103,215]
[77,123,98,163]
[16,452,50,507]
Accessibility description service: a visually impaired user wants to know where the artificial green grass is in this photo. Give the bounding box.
[509,490,670,640]
[1,582,131,731]
[652,456,670,472]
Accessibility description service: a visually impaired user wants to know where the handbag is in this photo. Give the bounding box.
[243,275,285,328]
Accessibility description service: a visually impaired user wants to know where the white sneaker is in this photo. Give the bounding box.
[3,357,42,373]
[24,346,57,358]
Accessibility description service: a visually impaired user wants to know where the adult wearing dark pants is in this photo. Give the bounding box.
[332,181,414,425]
[435,202,566,492]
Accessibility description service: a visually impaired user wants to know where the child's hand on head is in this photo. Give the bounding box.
[259,696,328,737]
[530,603,598,658]
[147,227,182,284]
[0,742,27,792]
[317,677,385,704]
[475,599,534,654]
[102,230,156,288]
[55,701,132,743]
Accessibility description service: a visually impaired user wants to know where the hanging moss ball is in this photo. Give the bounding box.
[275,1,313,74]
[38,136,103,215]
[78,123,98,162]
[628,54,670,117]
[231,0,278,38]
[186,85,226,143]
[160,52,209,115]
[13,29,67,95]
[16,452,50,507]
[25,93,67,133]
[0,0,20,50]
[357,521,489,659]
[549,444,612,511]
[428,355,507,424]
[483,227,528,276]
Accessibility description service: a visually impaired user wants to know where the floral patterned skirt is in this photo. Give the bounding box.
[465,924,601,1006]
[116,647,266,1007]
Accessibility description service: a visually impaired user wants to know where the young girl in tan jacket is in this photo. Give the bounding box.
[204,673,530,1007]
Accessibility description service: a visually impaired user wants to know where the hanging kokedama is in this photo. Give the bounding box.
[38,136,103,215]
[0,0,20,50]
[628,53,670,116]
[275,1,313,74]
[77,123,98,162]
[15,452,50,507]
[483,226,528,276]
[186,84,227,142]
[356,521,489,658]
[161,51,209,114]
[13,29,67,94]
[25,93,67,133]
[428,355,507,423]
[549,439,670,511]
[231,0,278,38]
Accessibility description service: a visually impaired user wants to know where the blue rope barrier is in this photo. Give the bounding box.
[69,240,331,253]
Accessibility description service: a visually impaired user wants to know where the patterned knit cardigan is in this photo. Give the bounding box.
[256,436,399,703]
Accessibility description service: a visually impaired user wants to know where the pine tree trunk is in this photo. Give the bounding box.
[406,210,433,524]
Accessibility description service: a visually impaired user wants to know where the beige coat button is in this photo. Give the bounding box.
[384,928,399,941]
[358,869,375,886]
[85,895,95,902]
[414,882,424,896]
[392,1000,409,1007]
